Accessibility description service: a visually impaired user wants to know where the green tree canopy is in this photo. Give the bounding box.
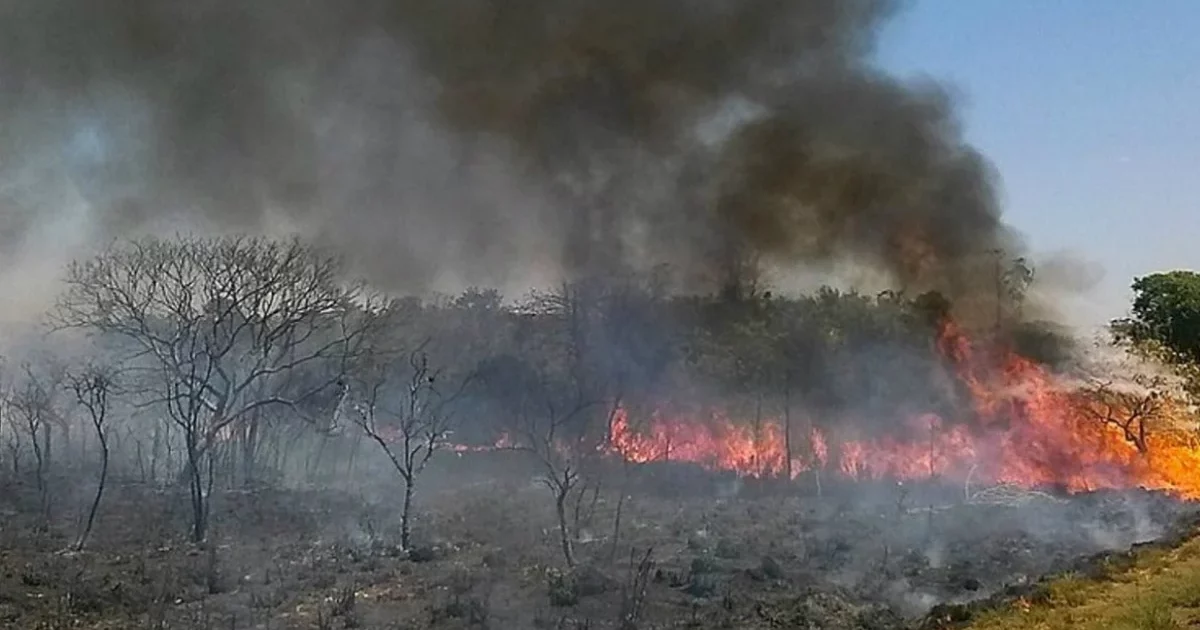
[1113,271,1200,365]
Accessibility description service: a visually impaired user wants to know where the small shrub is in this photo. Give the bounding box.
[1045,574,1089,608]
[332,585,358,623]
[431,597,490,625]
[250,586,288,610]
[684,574,719,598]
[1115,603,1182,630]
[571,565,616,598]
[547,570,579,607]
[407,545,439,563]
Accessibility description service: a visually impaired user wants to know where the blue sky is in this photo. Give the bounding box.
[875,1,1200,326]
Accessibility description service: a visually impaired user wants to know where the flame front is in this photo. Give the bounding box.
[608,320,1200,498]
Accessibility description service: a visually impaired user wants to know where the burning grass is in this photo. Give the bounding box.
[602,318,1200,501]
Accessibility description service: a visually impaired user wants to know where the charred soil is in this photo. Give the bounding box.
[0,457,1195,630]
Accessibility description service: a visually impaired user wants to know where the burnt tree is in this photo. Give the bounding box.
[349,336,474,551]
[8,362,64,524]
[1081,379,1166,454]
[67,364,115,551]
[481,284,614,568]
[54,235,374,542]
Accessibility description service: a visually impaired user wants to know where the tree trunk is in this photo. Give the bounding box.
[928,417,936,481]
[77,424,87,473]
[609,462,632,562]
[76,430,108,550]
[806,414,822,497]
[401,477,415,550]
[30,426,44,491]
[783,382,793,481]
[307,435,330,484]
[30,424,47,523]
[205,449,216,533]
[151,424,163,485]
[345,433,364,486]
[185,434,208,543]
[60,423,71,472]
[42,424,52,478]
[572,481,600,538]
[162,426,175,488]
[134,438,146,484]
[242,420,259,488]
[555,485,576,568]
[753,393,764,477]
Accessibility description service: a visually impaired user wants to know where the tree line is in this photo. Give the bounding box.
[2,234,1189,566]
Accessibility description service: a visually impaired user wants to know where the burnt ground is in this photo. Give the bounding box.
[0,452,1196,630]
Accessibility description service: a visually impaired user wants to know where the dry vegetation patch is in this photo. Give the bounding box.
[955,530,1200,630]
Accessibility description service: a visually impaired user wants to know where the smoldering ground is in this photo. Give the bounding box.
[6,447,1188,628]
[0,0,1040,323]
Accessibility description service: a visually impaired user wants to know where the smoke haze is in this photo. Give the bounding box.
[0,0,1024,320]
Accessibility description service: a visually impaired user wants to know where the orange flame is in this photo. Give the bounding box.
[451,432,516,453]
[358,319,1200,499]
[606,319,1200,498]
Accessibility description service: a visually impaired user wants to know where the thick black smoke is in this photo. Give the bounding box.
[0,0,1022,309]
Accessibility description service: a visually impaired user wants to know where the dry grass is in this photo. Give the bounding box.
[967,535,1200,630]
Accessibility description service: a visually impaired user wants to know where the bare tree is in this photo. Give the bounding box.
[0,359,10,476]
[1,387,19,476]
[1080,378,1166,454]
[493,282,625,568]
[67,364,115,551]
[9,362,64,524]
[54,235,375,542]
[585,275,674,560]
[349,341,474,550]
[516,387,600,569]
[618,548,655,630]
[480,354,603,567]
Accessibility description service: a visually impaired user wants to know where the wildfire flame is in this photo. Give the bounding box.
[452,432,516,453]
[358,319,1200,499]
[608,320,1200,498]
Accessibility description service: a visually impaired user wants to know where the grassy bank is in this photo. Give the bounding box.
[959,533,1200,630]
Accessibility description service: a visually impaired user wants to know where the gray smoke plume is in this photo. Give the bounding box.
[0,0,1023,315]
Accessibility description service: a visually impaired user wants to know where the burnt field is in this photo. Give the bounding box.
[2,452,1195,630]
[3,239,1195,629]
[0,0,1193,627]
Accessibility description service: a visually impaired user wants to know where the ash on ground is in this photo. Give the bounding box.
[1,456,1196,630]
